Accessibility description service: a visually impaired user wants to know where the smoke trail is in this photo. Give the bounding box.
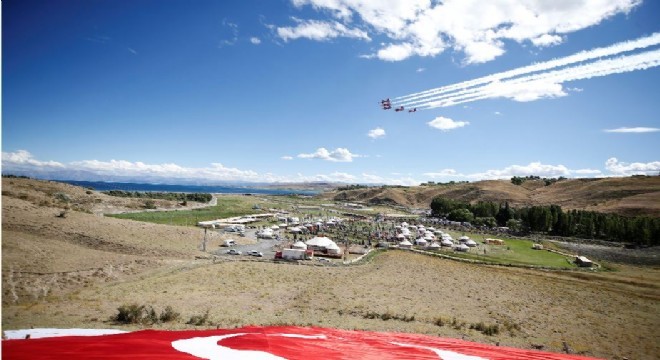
[414,49,660,109]
[393,33,660,106]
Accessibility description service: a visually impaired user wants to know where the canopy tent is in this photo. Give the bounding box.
[306,236,337,248]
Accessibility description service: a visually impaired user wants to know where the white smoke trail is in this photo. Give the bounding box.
[393,33,660,106]
[415,49,660,109]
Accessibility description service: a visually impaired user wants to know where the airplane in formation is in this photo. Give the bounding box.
[380,98,415,113]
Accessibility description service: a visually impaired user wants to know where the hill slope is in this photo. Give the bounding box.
[324,176,660,217]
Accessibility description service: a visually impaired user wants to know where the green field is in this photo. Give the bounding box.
[107,195,271,226]
[427,232,576,268]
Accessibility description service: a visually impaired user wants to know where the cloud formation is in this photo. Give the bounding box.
[367,127,386,139]
[250,37,262,45]
[297,147,361,162]
[427,116,469,131]
[605,157,660,176]
[604,127,660,133]
[278,0,641,63]
[3,151,657,186]
[277,19,370,42]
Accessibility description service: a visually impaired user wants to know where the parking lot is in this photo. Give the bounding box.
[211,228,281,259]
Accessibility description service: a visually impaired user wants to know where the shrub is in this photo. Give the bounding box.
[114,304,148,324]
[470,322,500,336]
[187,309,210,326]
[159,306,180,323]
[434,317,445,327]
[113,304,178,325]
[54,192,71,203]
[143,200,157,209]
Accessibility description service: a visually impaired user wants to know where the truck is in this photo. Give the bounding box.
[279,248,312,261]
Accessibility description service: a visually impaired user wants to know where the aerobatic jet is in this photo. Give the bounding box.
[394,106,405,112]
[408,108,417,113]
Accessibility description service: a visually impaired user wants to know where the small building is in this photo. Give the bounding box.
[485,238,505,245]
[575,256,593,267]
[532,243,544,250]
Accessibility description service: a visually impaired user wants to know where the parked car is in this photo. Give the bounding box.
[246,250,263,257]
[226,249,242,255]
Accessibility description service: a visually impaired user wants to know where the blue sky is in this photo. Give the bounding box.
[3,0,660,185]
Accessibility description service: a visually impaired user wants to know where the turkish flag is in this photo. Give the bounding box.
[2,326,601,359]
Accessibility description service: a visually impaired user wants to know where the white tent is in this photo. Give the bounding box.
[415,238,428,246]
[271,225,280,230]
[292,241,308,250]
[325,242,342,255]
[428,242,441,249]
[306,236,336,248]
[441,239,454,247]
[455,244,469,252]
[399,239,413,248]
[459,236,470,242]
[289,226,302,233]
[465,239,478,247]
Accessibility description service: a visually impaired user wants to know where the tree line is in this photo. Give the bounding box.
[102,190,212,203]
[430,196,659,246]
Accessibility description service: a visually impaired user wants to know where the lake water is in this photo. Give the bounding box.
[57,180,320,196]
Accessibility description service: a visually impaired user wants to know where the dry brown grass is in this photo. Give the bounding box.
[323,176,660,217]
[2,178,660,359]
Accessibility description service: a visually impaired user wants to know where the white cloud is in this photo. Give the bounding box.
[376,43,415,61]
[531,34,563,47]
[427,116,469,131]
[297,147,361,162]
[250,37,262,45]
[2,150,64,168]
[423,169,461,178]
[219,19,239,47]
[573,169,602,176]
[313,172,356,182]
[277,19,370,42]
[469,162,571,180]
[416,67,425,73]
[604,127,660,133]
[281,156,294,160]
[605,157,660,176]
[280,0,641,63]
[367,127,386,139]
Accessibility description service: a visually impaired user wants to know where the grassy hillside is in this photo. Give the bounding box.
[2,177,660,359]
[323,176,660,217]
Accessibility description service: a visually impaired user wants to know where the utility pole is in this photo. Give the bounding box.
[202,228,208,252]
